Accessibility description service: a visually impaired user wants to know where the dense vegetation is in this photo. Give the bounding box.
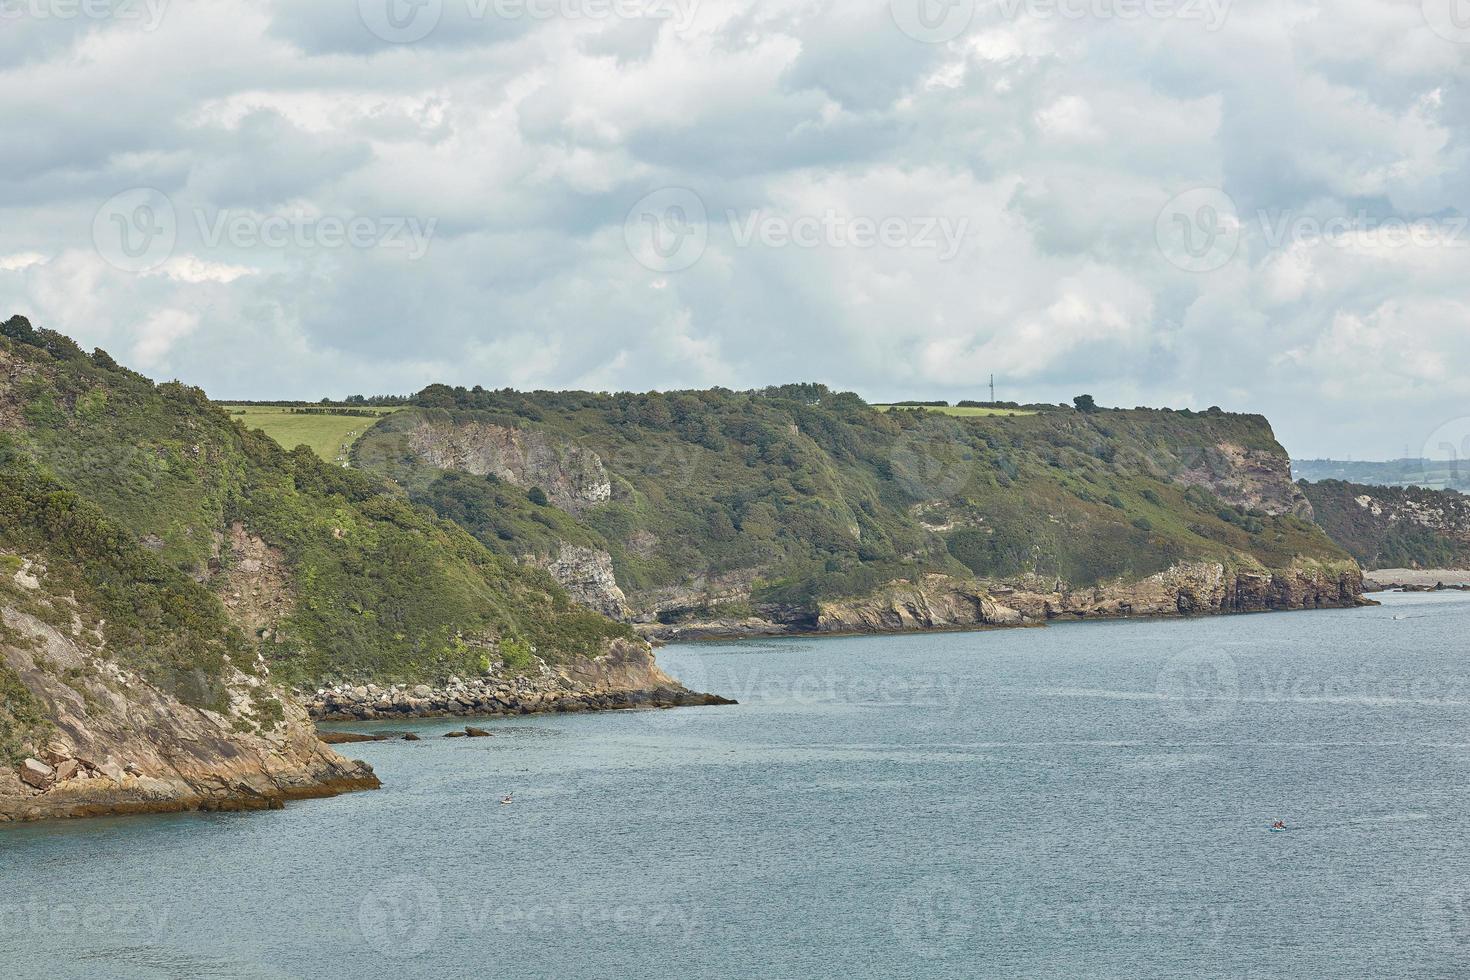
[354,382,1351,620]
[0,316,632,687]
[1300,480,1470,569]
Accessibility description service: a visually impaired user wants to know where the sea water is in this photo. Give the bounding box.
[3,591,1469,978]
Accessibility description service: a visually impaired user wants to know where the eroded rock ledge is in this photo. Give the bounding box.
[642,560,1371,640]
[1,606,377,824]
[303,638,735,721]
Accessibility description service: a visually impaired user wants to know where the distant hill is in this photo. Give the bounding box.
[1294,458,1470,493]
[351,386,1363,636]
[1298,479,1470,570]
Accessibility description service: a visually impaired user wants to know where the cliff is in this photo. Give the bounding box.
[1300,479,1470,570]
[1,583,376,822]
[812,559,1366,634]
[354,390,1365,638]
[0,468,377,822]
[0,315,706,820]
[0,315,640,690]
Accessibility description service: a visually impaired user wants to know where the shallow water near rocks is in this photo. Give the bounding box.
[4,591,1470,978]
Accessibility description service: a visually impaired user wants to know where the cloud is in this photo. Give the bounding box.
[131,308,200,372]
[0,0,1466,458]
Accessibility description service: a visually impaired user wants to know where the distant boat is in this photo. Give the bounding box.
[500,794,513,805]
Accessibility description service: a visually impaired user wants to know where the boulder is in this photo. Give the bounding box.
[402,733,420,741]
[464,727,491,738]
[443,731,467,738]
[19,758,54,790]
[53,760,80,781]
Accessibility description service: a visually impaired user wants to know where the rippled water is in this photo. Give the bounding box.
[4,591,1470,978]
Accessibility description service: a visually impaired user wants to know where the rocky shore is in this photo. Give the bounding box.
[1362,568,1470,592]
[641,560,1372,641]
[302,638,735,722]
[1,600,378,824]
[304,672,735,721]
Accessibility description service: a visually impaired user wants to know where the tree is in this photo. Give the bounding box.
[527,486,549,507]
[1073,394,1100,414]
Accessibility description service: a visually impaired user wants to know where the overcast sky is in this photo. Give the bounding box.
[1,0,1467,459]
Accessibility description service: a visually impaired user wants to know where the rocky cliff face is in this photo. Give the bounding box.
[1300,480,1470,570]
[1174,441,1314,518]
[531,544,629,620]
[814,561,1367,633]
[408,419,611,509]
[0,571,376,823]
[641,560,1368,640]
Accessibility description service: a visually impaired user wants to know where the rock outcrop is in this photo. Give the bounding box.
[305,638,734,720]
[1174,441,1314,518]
[531,544,630,620]
[640,560,1369,640]
[1300,479,1470,570]
[816,561,1368,633]
[208,522,294,639]
[1,597,377,824]
[408,419,610,509]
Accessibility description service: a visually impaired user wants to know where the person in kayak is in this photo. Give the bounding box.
[1271,820,1286,830]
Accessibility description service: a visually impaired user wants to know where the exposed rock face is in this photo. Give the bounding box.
[630,568,767,624]
[408,420,610,509]
[209,522,294,638]
[1300,480,1470,570]
[815,562,1367,633]
[306,638,734,720]
[532,544,629,620]
[641,561,1368,640]
[1,603,377,823]
[1175,441,1314,518]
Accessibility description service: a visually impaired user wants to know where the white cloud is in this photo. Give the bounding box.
[131,309,200,372]
[0,253,46,272]
[0,0,1465,457]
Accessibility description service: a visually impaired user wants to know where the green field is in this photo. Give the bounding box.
[222,406,401,464]
[873,405,1038,417]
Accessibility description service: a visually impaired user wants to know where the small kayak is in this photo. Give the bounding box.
[500,795,514,805]
[1268,826,1287,833]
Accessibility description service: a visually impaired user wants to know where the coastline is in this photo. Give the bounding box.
[304,673,736,722]
[1362,568,1470,591]
[300,638,737,722]
[639,563,1373,643]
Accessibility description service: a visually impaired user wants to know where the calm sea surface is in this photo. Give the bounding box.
[4,591,1470,979]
